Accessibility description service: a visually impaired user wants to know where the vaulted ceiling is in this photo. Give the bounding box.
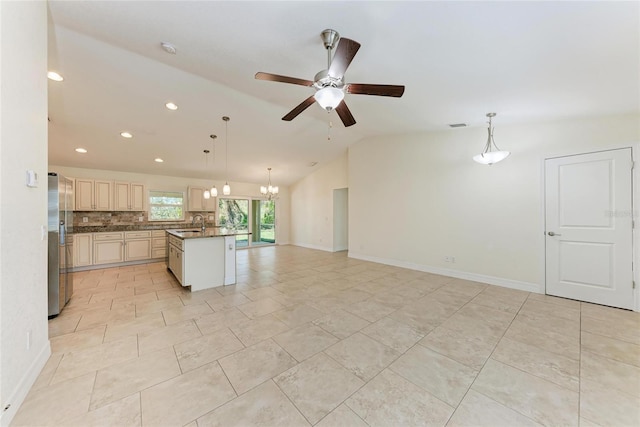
[47,1,639,185]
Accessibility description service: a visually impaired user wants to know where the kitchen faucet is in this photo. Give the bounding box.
[192,214,206,231]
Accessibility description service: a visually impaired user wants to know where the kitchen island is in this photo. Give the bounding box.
[166,228,250,291]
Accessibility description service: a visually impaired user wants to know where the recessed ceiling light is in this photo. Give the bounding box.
[161,42,177,54]
[75,148,87,153]
[47,71,64,81]
[165,102,178,110]
[154,158,164,163]
[120,131,133,138]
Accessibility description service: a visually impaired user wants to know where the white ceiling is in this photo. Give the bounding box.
[47,1,639,186]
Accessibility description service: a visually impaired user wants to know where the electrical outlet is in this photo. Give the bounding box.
[208,215,214,221]
[138,216,144,222]
[444,256,452,263]
[189,216,193,221]
[82,217,88,223]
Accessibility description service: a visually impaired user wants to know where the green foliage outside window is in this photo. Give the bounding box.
[149,191,184,221]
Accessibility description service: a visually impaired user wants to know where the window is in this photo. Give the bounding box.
[149,190,184,221]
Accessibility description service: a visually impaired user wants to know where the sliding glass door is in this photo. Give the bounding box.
[218,197,276,247]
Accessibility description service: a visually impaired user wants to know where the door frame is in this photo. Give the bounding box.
[217,195,277,248]
[540,142,639,312]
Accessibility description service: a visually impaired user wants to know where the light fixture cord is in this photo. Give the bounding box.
[328,120,332,142]
[224,117,229,182]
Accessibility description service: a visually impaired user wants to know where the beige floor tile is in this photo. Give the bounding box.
[48,314,81,337]
[141,362,236,426]
[237,297,285,319]
[196,380,309,427]
[273,324,339,362]
[161,301,214,325]
[346,368,454,427]
[456,302,515,328]
[420,289,472,309]
[274,353,365,424]
[65,393,141,427]
[491,337,579,391]
[516,308,580,338]
[325,332,400,381]
[175,327,244,372]
[272,303,325,327]
[581,351,640,397]
[344,299,397,322]
[505,316,580,360]
[520,299,581,321]
[440,312,508,341]
[242,286,284,301]
[441,278,487,298]
[469,292,524,314]
[419,325,499,370]
[446,389,542,427]
[388,300,458,335]
[218,339,297,394]
[138,319,201,355]
[51,335,138,384]
[195,307,248,335]
[230,314,291,346]
[581,331,640,367]
[527,293,581,310]
[313,309,370,339]
[361,316,424,353]
[31,353,64,391]
[479,285,529,303]
[579,378,640,427]
[11,372,95,426]
[134,295,183,317]
[472,359,579,426]
[581,313,640,345]
[206,292,252,311]
[390,345,477,407]
[50,325,106,354]
[316,404,368,427]
[75,305,136,331]
[581,302,640,324]
[90,346,181,410]
[103,312,165,343]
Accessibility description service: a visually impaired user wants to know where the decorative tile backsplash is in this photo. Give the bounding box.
[73,211,215,227]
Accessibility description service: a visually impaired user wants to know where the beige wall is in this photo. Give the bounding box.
[289,152,348,251]
[348,114,640,292]
[0,2,49,425]
[49,165,291,244]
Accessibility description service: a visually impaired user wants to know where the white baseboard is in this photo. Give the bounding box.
[348,251,542,294]
[0,341,51,427]
[291,242,334,252]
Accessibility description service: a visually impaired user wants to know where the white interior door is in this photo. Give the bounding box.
[545,148,634,309]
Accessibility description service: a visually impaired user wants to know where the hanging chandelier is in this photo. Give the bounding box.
[260,168,279,200]
[472,112,510,165]
[222,116,231,195]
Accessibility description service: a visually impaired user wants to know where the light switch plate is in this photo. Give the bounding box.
[26,170,38,188]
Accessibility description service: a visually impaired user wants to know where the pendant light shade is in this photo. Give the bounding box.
[210,186,218,197]
[314,87,344,111]
[473,112,510,165]
[203,190,211,199]
[222,116,231,195]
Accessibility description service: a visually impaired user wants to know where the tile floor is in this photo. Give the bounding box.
[12,246,640,426]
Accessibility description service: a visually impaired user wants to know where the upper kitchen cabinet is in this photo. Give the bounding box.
[188,186,216,211]
[75,179,112,211]
[114,182,145,211]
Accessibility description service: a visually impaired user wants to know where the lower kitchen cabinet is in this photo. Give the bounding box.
[73,233,93,267]
[124,231,151,261]
[93,233,124,265]
[151,230,167,259]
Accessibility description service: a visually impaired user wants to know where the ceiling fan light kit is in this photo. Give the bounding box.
[255,28,405,127]
[473,112,510,165]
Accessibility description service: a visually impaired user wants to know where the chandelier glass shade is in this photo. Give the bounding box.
[473,112,510,165]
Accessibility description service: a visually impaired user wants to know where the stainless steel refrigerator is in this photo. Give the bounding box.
[48,173,74,317]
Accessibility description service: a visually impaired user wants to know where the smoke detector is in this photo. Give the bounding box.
[161,42,177,54]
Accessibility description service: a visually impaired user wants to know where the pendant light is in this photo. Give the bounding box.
[473,112,510,165]
[203,149,211,199]
[209,134,218,197]
[260,168,279,200]
[222,116,231,195]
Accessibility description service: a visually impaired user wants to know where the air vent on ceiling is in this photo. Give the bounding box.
[448,123,467,128]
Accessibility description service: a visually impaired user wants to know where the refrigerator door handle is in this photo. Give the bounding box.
[59,221,65,245]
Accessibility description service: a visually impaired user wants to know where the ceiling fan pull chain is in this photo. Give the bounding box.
[328,119,333,142]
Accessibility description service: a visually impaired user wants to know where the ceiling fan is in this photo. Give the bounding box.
[255,29,405,127]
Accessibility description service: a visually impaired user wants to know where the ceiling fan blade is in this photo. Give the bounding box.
[346,83,405,97]
[282,96,316,121]
[328,38,361,79]
[335,101,356,127]
[255,72,314,87]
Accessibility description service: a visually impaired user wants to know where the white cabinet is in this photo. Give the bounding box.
[168,239,184,285]
[188,186,216,212]
[75,179,112,211]
[93,232,124,264]
[151,230,167,259]
[73,233,93,267]
[114,182,145,211]
[124,231,151,261]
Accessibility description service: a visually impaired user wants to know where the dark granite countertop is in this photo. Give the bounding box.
[71,224,212,233]
[166,228,251,239]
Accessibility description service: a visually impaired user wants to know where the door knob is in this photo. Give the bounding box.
[547,231,562,236]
